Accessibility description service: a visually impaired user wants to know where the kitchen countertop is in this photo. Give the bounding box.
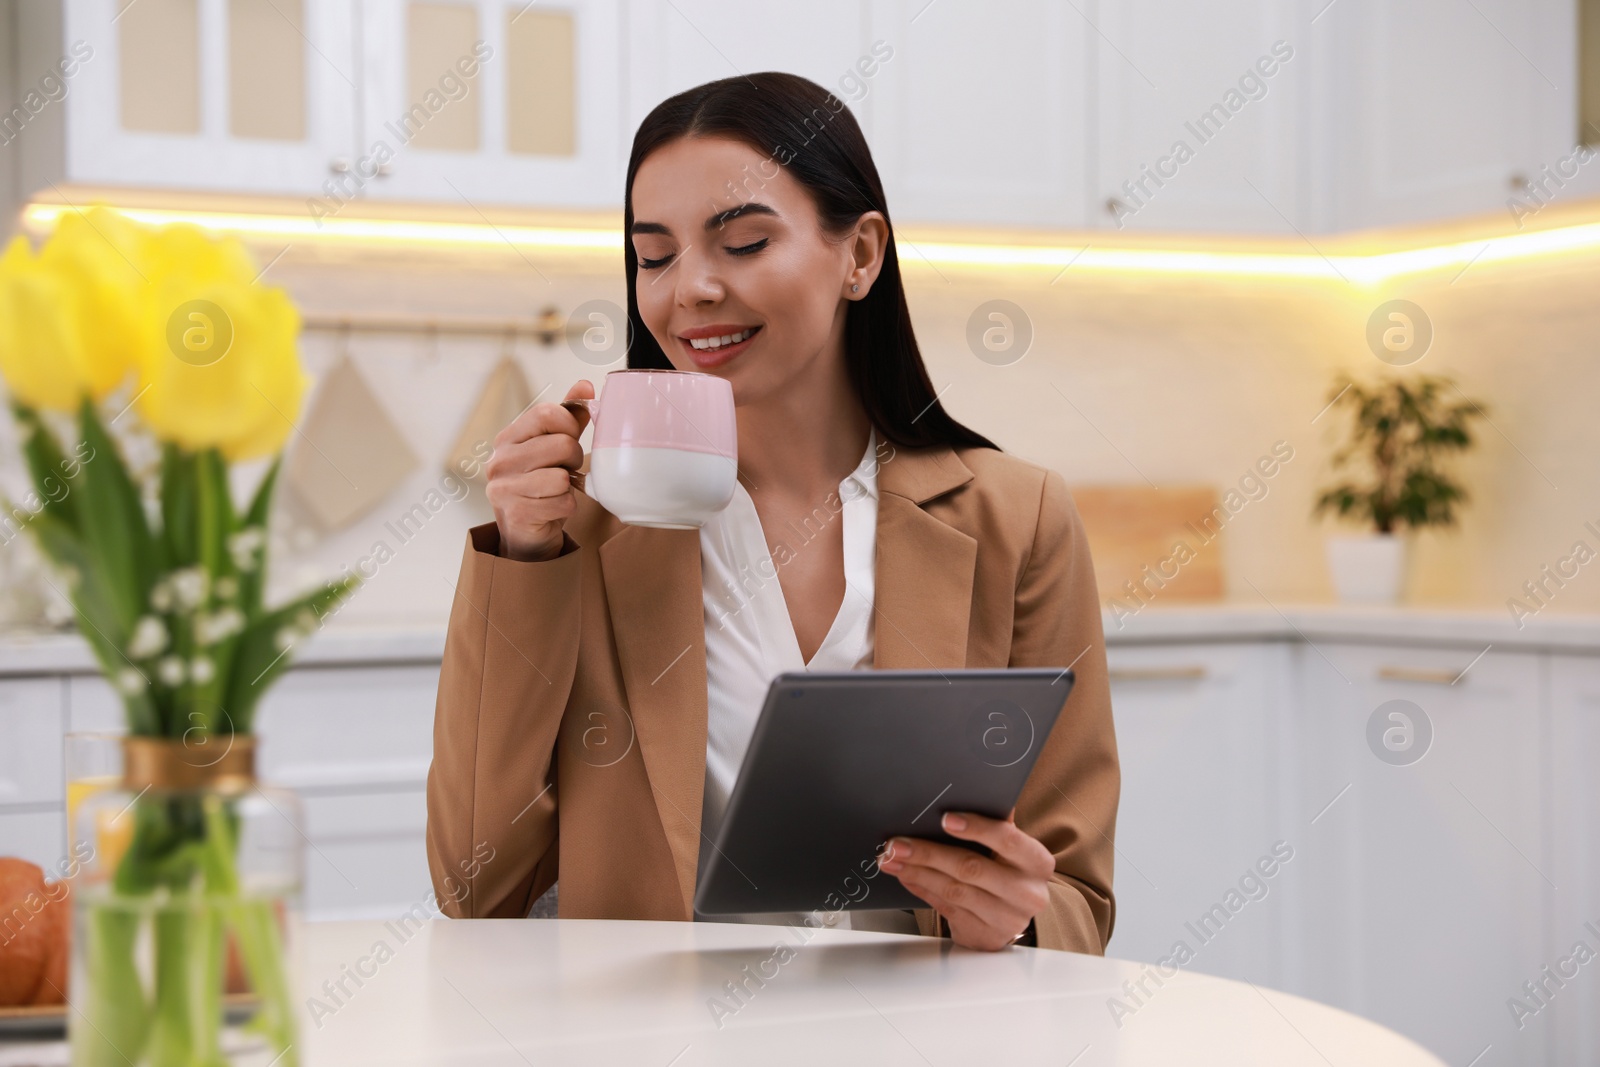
[1097,602,1600,650]
[0,623,449,676]
[0,603,1593,677]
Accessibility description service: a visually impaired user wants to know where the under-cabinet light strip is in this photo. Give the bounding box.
[23,202,1600,285]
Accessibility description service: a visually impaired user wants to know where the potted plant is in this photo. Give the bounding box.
[0,207,356,1065]
[1313,373,1484,604]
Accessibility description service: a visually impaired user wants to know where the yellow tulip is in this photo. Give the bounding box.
[0,236,90,412]
[142,222,259,285]
[37,207,149,399]
[212,286,310,461]
[133,265,309,461]
[2,207,311,460]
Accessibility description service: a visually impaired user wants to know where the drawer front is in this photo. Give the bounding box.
[1288,643,1546,1064]
[0,678,65,805]
[1104,642,1293,988]
[1550,654,1600,1066]
[0,809,66,872]
[254,665,440,790]
[300,790,431,922]
[67,675,126,734]
[303,789,427,841]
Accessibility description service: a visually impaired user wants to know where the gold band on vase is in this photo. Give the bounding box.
[121,735,257,793]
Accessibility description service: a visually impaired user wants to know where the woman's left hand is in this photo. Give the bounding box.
[877,810,1055,951]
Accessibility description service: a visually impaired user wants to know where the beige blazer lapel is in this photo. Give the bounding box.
[873,444,979,942]
[873,444,978,670]
[599,525,707,917]
[595,441,977,917]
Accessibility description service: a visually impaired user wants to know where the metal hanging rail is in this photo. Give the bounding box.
[300,307,585,345]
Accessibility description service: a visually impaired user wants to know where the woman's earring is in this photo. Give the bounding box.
[851,284,860,293]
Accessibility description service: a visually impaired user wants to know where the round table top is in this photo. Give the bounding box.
[303,918,1443,1066]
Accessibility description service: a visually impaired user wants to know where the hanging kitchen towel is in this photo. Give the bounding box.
[446,354,535,485]
[284,352,420,532]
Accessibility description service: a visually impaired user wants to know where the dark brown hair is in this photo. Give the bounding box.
[624,71,999,452]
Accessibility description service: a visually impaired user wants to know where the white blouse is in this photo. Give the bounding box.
[695,428,916,934]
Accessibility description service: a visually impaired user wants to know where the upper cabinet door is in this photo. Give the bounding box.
[357,0,624,209]
[1310,0,1577,231]
[624,0,869,136]
[1094,0,1303,233]
[866,0,1092,229]
[60,0,358,194]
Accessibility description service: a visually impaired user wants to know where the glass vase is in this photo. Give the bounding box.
[70,736,303,1067]
[65,731,124,855]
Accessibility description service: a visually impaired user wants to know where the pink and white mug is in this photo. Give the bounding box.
[563,369,738,529]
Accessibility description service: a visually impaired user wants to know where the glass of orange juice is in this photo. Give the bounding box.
[65,732,131,872]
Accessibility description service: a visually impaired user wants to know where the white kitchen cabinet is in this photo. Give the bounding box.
[301,789,432,921]
[1307,0,1579,232]
[18,0,623,208]
[18,657,440,925]
[0,679,66,870]
[66,674,123,733]
[1,615,1590,1061]
[1093,0,1303,233]
[22,0,359,196]
[1284,642,1549,1067]
[865,0,1092,228]
[0,810,65,872]
[9,0,1587,231]
[625,0,868,136]
[247,662,437,918]
[0,8,17,219]
[0,678,65,806]
[1548,654,1600,1066]
[1103,641,1295,988]
[253,664,439,790]
[357,0,626,209]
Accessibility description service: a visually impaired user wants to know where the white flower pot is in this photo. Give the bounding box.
[1325,533,1408,605]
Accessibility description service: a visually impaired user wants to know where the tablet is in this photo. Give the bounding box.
[692,667,1074,916]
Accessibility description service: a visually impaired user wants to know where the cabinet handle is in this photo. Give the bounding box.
[1377,665,1462,686]
[329,157,352,174]
[1107,666,1208,682]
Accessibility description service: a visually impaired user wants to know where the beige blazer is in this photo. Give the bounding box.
[426,439,1120,953]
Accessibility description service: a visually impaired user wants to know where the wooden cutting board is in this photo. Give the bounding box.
[1068,484,1226,604]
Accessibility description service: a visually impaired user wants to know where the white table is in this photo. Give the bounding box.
[303,919,1445,1066]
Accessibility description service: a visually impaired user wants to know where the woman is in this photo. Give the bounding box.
[426,72,1119,954]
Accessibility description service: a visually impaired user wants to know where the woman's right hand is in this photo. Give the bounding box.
[485,379,594,562]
